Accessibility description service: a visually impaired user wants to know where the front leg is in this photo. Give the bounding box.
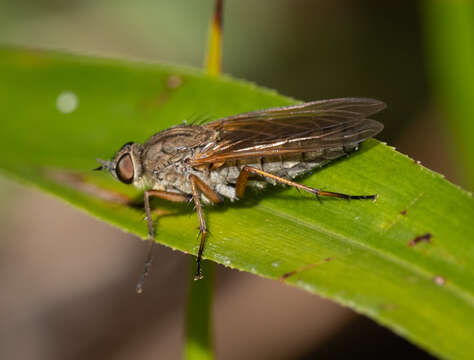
[136,190,189,294]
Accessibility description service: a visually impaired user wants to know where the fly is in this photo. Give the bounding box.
[95,97,385,293]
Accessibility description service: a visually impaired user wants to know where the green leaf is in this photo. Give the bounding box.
[0,47,473,359]
[421,0,474,187]
[185,262,214,360]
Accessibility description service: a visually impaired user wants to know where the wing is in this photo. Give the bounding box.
[191,98,385,165]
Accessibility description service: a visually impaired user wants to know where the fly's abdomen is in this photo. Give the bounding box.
[255,152,328,184]
[211,145,357,190]
[261,144,359,181]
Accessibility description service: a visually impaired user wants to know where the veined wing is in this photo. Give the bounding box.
[191,98,385,165]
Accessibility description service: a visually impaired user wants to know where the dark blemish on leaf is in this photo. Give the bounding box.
[380,303,398,311]
[385,194,423,232]
[140,75,184,109]
[155,94,169,107]
[279,258,332,281]
[47,169,135,206]
[154,208,173,216]
[279,266,310,281]
[156,75,184,104]
[408,233,432,247]
[167,75,183,89]
[434,275,446,286]
[18,49,50,67]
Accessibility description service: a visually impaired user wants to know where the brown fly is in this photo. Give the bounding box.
[95,98,385,293]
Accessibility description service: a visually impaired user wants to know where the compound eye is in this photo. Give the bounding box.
[116,154,134,184]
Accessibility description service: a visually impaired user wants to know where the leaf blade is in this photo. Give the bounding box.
[0,47,473,359]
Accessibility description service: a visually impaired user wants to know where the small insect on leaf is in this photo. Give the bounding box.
[96,97,386,292]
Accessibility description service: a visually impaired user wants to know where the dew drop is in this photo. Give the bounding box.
[56,91,79,113]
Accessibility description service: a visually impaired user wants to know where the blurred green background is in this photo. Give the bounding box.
[0,1,471,359]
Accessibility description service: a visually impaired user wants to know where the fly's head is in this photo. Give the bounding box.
[95,141,144,187]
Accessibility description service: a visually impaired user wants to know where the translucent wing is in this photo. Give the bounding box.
[191,98,385,165]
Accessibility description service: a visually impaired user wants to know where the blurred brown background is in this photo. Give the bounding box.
[0,1,465,359]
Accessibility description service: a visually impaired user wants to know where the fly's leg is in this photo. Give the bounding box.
[189,175,221,281]
[136,190,189,294]
[235,166,377,200]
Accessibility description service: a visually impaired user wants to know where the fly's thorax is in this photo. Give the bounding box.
[141,125,216,169]
[140,125,217,193]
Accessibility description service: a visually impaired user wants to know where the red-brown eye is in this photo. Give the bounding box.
[116,154,134,184]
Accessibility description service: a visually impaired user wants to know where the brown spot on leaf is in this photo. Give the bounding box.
[139,75,184,110]
[408,233,432,247]
[400,209,407,215]
[279,263,315,281]
[48,169,134,205]
[380,303,398,311]
[279,258,332,281]
[154,208,173,216]
[167,75,183,89]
